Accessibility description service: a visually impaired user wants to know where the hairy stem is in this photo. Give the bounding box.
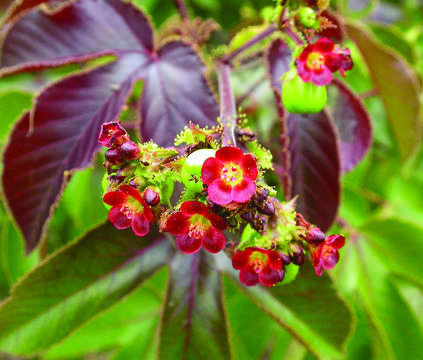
[223,23,278,64]
[173,0,189,22]
[217,62,237,146]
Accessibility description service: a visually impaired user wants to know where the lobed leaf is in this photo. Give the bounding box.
[1,0,218,252]
[158,251,231,360]
[327,78,372,172]
[345,21,422,162]
[0,223,173,356]
[216,253,353,360]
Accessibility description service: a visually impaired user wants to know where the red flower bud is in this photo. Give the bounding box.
[98,121,130,148]
[143,187,160,206]
[105,147,124,165]
[120,141,140,161]
[306,227,326,246]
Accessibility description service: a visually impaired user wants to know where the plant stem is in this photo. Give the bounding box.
[273,89,292,200]
[223,23,278,64]
[217,62,237,146]
[173,0,189,22]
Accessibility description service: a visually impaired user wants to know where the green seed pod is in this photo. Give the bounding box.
[297,7,317,28]
[181,149,216,193]
[282,74,327,114]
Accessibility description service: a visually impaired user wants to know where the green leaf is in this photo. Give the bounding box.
[216,253,353,360]
[158,251,231,360]
[353,240,423,360]
[360,218,423,288]
[0,223,174,356]
[44,268,167,359]
[345,21,422,162]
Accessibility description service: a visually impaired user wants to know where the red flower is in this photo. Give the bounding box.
[312,234,345,276]
[232,247,284,287]
[103,185,153,236]
[297,38,353,86]
[98,121,130,148]
[201,146,258,206]
[165,201,227,254]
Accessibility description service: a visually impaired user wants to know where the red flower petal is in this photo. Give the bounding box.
[215,146,243,163]
[142,203,154,223]
[176,234,202,254]
[297,61,312,82]
[324,52,342,72]
[299,44,314,61]
[266,250,283,271]
[314,262,323,276]
[103,191,127,207]
[231,180,256,203]
[311,67,332,86]
[201,157,223,185]
[321,247,339,270]
[315,38,334,53]
[181,201,209,216]
[232,250,251,270]
[258,268,280,287]
[208,180,232,205]
[239,269,259,286]
[326,234,345,249]
[131,212,150,237]
[120,184,143,203]
[205,213,227,231]
[202,228,225,254]
[166,212,190,235]
[240,154,258,181]
[108,207,131,230]
[312,245,323,267]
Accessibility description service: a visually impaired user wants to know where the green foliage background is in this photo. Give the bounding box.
[0,0,422,359]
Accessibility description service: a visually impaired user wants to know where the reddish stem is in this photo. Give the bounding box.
[223,24,278,64]
[173,0,189,22]
[217,62,237,146]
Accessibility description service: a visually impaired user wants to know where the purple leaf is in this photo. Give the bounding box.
[288,111,341,231]
[266,39,291,91]
[1,0,219,252]
[318,10,345,43]
[328,78,372,172]
[158,251,231,360]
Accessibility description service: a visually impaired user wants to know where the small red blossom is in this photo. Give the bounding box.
[297,38,353,86]
[312,234,345,276]
[165,201,227,254]
[201,146,258,206]
[103,185,153,236]
[98,121,130,148]
[232,247,284,287]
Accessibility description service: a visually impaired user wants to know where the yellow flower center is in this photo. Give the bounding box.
[221,163,242,186]
[307,52,325,72]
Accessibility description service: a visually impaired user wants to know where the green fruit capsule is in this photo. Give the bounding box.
[282,74,327,114]
[181,149,216,193]
[298,7,317,29]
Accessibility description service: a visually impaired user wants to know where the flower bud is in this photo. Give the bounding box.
[297,7,317,29]
[143,187,160,206]
[257,199,275,216]
[120,141,140,161]
[241,210,255,223]
[253,188,270,206]
[290,244,305,266]
[98,121,129,147]
[279,252,291,265]
[306,227,326,246]
[105,147,124,165]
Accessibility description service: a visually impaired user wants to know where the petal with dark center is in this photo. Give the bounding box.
[206,213,227,231]
[201,157,223,184]
[131,212,150,237]
[176,234,202,254]
[326,234,345,249]
[232,180,256,203]
[232,250,251,270]
[239,269,259,286]
[258,268,280,287]
[120,184,143,203]
[240,154,258,181]
[311,67,332,86]
[315,38,334,53]
[166,212,190,235]
[202,228,225,254]
[208,180,232,205]
[181,201,209,216]
[103,191,127,207]
[215,146,243,163]
[108,207,131,229]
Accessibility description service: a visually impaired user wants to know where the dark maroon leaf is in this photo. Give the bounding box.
[266,39,292,91]
[288,111,341,231]
[318,10,345,43]
[1,0,57,26]
[1,0,218,252]
[158,251,231,360]
[0,223,174,355]
[327,78,372,172]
